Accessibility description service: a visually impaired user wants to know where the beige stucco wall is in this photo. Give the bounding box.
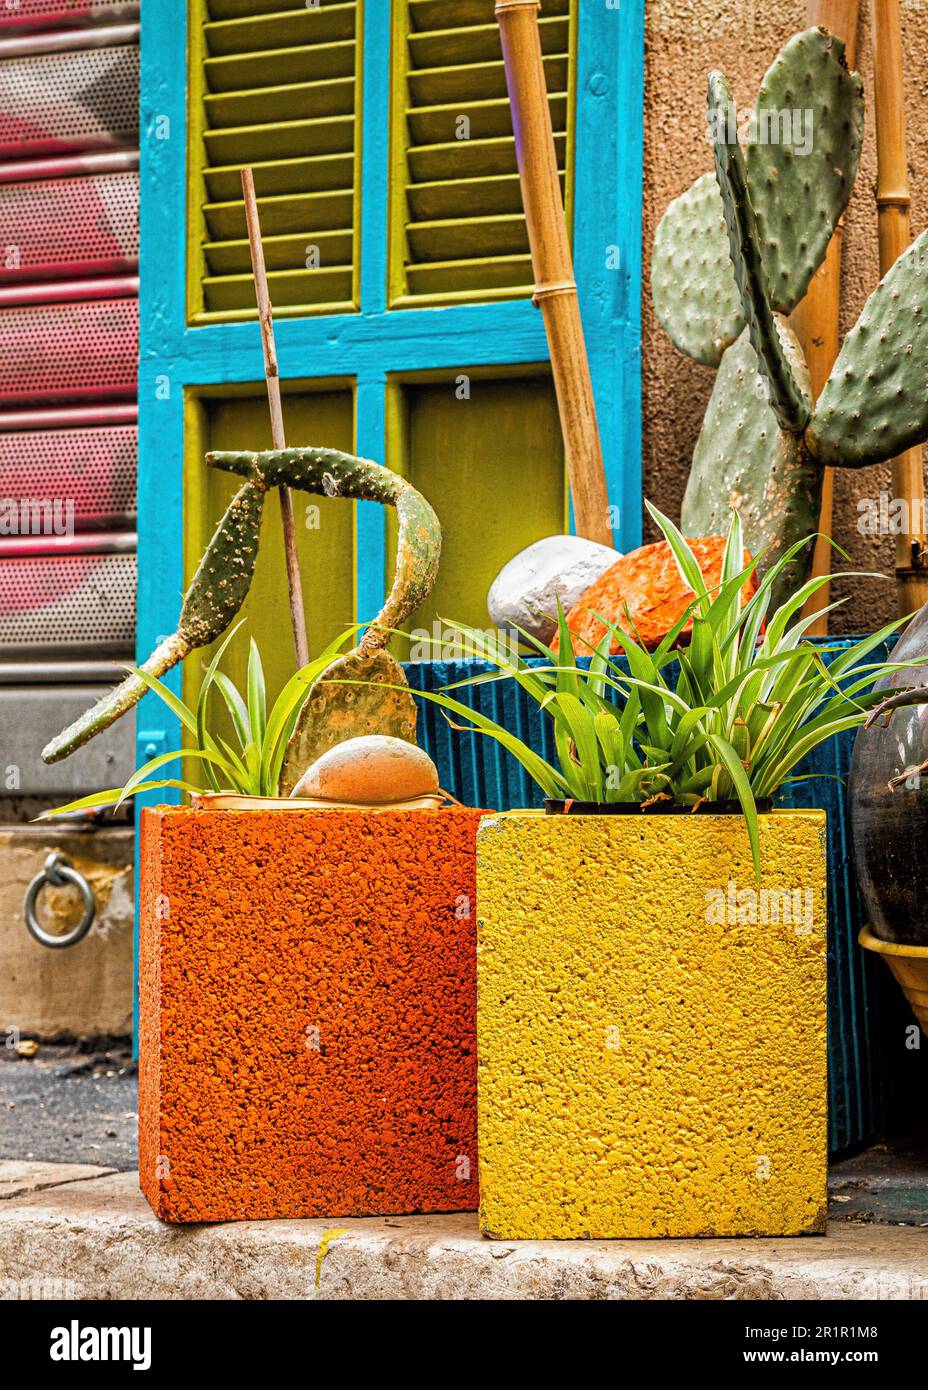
[0,829,133,1040]
[643,1,928,631]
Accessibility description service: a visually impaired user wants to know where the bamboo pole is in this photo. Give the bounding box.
[871,0,928,614]
[793,0,860,635]
[495,0,613,547]
[241,167,310,668]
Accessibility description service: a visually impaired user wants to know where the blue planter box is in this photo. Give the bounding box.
[405,639,928,1156]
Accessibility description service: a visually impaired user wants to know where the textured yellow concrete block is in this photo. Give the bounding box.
[476,811,827,1239]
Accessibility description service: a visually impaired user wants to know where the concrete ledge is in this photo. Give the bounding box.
[1,1167,928,1299]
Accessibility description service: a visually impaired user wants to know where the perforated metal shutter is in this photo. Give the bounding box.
[0,423,137,527]
[0,17,139,667]
[0,171,138,281]
[194,0,359,319]
[392,0,573,306]
[0,2,139,31]
[0,548,136,656]
[0,41,139,156]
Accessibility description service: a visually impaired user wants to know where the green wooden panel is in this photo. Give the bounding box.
[183,389,356,742]
[393,375,566,637]
[391,0,575,306]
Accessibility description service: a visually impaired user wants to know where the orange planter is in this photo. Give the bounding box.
[139,806,482,1223]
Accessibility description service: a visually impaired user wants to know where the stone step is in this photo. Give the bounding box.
[1,1163,927,1300]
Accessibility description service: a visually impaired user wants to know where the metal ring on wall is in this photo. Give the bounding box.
[23,852,96,950]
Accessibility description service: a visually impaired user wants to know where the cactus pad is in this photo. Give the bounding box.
[652,27,863,369]
[42,448,442,773]
[807,229,928,467]
[651,173,745,368]
[709,70,813,434]
[682,321,822,604]
[747,28,863,315]
[41,479,267,764]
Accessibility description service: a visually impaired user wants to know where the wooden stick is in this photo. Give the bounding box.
[793,0,860,635]
[871,0,928,615]
[496,0,613,547]
[241,167,310,668]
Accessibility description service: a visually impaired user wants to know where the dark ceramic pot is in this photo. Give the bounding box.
[850,604,928,946]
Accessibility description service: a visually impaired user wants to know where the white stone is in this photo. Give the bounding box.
[291,735,439,805]
[487,535,621,644]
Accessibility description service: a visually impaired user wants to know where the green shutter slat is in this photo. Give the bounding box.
[408,15,568,68]
[204,74,354,129]
[203,266,353,314]
[406,132,566,183]
[406,93,567,147]
[407,214,529,263]
[204,151,354,202]
[408,55,567,108]
[405,256,534,298]
[195,1,358,320]
[204,189,353,240]
[204,1,356,56]
[407,0,569,32]
[208,0,315,19]
[407,173,565,223]
[204,229,353,276]
[203,113,355,166]
[205,38,357,93]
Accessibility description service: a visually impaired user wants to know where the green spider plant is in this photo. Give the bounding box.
[376,503,925,880]
[39,623,362,818]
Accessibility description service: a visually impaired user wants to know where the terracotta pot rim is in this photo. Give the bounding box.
[187,791,452,812]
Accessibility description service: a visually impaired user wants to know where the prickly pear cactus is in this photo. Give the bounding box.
[42,448,441,769]
[708,70,813,433]
[653,28,863,369]
[807,229,928,467]
[42,480,266,763]
[745,28,863,314]
[207,447,442,794]
[651,172,745,367]
[657,26,928,601]
[683,320,821,606]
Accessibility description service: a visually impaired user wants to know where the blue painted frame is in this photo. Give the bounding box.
[134,0,645,1034]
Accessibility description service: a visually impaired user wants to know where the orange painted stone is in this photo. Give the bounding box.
[139,806,482,1223]
[554,536,757,656]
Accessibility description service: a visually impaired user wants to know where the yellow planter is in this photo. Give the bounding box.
[476,810,828,1239]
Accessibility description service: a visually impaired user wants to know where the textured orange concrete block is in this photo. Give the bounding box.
[139,807,482,1223]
